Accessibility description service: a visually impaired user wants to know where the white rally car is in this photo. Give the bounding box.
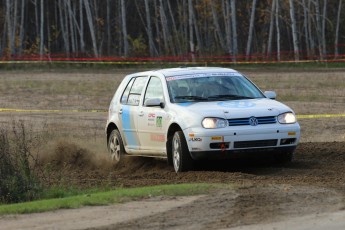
[106,67,300,172]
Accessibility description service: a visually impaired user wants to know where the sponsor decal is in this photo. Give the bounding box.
[156,116,163,127]
[211,136,223,141]
[148,113,156,126]
[192,148,202,151]
[189,137,202,142]
[150,134,165,142]
[218,101,256,108]
[166,73,241,81]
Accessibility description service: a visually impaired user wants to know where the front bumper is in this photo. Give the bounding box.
[183,123,300,160]
[190,146,296,160]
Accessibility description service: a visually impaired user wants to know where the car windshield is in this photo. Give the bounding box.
[166,73,265,103]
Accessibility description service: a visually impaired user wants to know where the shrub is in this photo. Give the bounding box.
[0,121,42,204]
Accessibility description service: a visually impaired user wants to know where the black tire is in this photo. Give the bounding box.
[172,131,194,172]
[107,129,125,163]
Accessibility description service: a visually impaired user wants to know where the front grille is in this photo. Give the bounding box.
[234,139,278,148]
[228,116,276,126]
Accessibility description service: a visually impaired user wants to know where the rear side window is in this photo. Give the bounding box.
[120,77,147,106]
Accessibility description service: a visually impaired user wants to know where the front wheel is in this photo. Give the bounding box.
[172,131,193,172]
[108,129,125,163]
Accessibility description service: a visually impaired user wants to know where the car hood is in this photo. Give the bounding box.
[175,98,293,119]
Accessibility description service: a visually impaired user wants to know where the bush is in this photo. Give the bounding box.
[0,121,43,204]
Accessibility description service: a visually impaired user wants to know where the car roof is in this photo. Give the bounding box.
[129,67,239,78]
[156,67,238,77]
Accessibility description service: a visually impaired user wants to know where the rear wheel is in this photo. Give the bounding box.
[108,129,125,163]
[172,131,193,172]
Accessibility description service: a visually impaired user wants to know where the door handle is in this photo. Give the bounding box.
[139,111,144,116]
[119,109,123,114]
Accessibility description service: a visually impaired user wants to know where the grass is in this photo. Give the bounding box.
[0,183,214,215]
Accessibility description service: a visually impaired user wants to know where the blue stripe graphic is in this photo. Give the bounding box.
[122,106,137,147]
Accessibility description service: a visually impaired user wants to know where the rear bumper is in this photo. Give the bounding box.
[190,146,296,160]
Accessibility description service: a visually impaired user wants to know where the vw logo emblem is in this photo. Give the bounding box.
[249,116,258,126]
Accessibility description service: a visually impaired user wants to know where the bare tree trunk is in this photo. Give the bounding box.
[120,0,128,56]
[231,0,238,61]
[335,0,342,57]
[275,0,281,61]
[83,0,98,56]
[289,0,299,61]
[321,0,327,56]
[167,0,181,55]
[58,0,69,54]
[188,0,195,61]
[211,2,226,51]
[246,0,257,60]
[302,0,310,58]
[159,0,170,54]
[307,0,315,57]
[223,0,232,55]
[34,0,39,39]
[5,0,14,55]
[193,5,202,55]
[106,0,111,55]
[68,0,77,54]
[314,0,323,60]
[267,0,276,58]
[18,0,25,55]
[39,0,44,57]
[13,0,18,54]
[79,0,85,53]
[144,0,156,56]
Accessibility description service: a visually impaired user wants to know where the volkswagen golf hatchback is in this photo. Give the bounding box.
[106,67,300,172]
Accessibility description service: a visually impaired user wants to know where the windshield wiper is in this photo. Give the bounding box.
[208,94,254,100]
[174,95,208,101]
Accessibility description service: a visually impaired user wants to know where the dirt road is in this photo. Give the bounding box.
[1,142,345,229]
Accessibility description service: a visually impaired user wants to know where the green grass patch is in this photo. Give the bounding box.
[0,183,215,215]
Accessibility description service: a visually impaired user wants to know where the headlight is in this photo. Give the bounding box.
[202,118,228,129]
[278,112,297,124]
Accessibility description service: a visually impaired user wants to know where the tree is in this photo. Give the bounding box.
[144,0,156,56]
[39,0,44,57]
[335,0,342,57]
[275,0,281,61]
[83,0,98,56]
[246,0,257,60]
[289,0,299,61]
[188,0,195,61]
[120,0,128,56]
[267,0,276,58]
[231,0,238,61]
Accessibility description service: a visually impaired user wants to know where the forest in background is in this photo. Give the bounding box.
[1,0,344,62]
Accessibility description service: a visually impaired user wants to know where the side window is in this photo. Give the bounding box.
[126,77,147,106]
[144,77,164,105]
[120,78,135,104]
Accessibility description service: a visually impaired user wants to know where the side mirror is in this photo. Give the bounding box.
[144,98,165,108]
[264,91,277,99]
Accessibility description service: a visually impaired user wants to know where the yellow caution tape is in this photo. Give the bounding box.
[296,114,345,119]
